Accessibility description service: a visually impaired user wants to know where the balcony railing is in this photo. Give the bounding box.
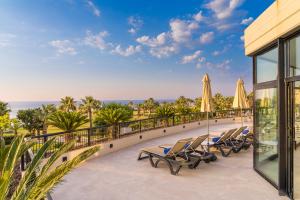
[28,109,253,157]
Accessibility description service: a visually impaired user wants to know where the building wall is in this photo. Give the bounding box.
[244,0,300,55]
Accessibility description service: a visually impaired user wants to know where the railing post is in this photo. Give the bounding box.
[43,135,48,143]
[118,124,121,138]
[172,116,175,126]
[88,128,91,146]
[139,120,142,133]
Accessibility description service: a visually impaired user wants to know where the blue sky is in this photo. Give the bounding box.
[0,0,274,101]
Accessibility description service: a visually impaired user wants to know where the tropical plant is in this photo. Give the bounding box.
[144,98,158,115]
[155,103,175,127]
[0,114,10,136]
[0,101,11,116]
[155,103,175,118]
[127,101,134,109]
[17,109,43,135]
[40,104,57,134]
[10,119,22,135]
[79,96,101,132]
[0,135,99,200]
[59,96,76,112]
[94,103,133,138]
[175,96,193,123]
[193,97,202,112]
[48,111,88,133]
[137,103,143,117]
[247,91,254,108]
[137,103,146,117]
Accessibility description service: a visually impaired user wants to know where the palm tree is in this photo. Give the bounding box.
[0,101,11,116]
[175,96,193,123]
[137,104,143,117]
[40,104,57,134]
[10,119,22,135]
[59,96,76,112]
[155,103,175,127]
[0,135,98,200]
[247,91,254,108]
[0,114,10,137]
[193,97,202,112]
[48,111,88,141]
[127,101,134,109]
[94,104,133,139]
[144,98,158,115]
[79,96,101,132]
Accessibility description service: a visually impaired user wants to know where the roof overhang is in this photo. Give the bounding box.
[244,0,300,56]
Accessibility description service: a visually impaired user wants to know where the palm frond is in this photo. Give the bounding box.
[25,146,99,200]
[11,137,56,200]
[0,135,24,199]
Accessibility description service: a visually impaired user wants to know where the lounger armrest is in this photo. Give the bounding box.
[159,144,173,149]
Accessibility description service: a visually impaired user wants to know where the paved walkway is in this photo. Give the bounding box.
[53,122,289,200]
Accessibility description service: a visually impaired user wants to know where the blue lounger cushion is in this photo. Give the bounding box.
[242,130,249,135]
[164,147,171,154]
[212,137,220,143]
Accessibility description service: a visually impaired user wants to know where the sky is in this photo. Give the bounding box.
[0,0,275,101]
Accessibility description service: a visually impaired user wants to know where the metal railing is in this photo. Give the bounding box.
[29,109,252,157]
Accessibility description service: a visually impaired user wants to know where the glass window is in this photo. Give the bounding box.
[256,47,278,83]
[254,88,278,184]
[289,35,300,77]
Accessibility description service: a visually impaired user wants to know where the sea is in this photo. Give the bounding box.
[8,99,175,118]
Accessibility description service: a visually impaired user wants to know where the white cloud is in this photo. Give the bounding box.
[205,0,244,20]
[0,33,16,47]
[128,28,136,34]
[84,30,110,50]
[212,45,229,56]
[216,59,231,69]
[196,56,206,68]
[213,51,220,56]
[169,19,199,43]
[241,17,253,25]
[128,16,143,34]
[200,32,214,44]
[87,0,100,17]
[111,45,142,57]
[181,50,202,64]
[149,44,178,58]
[193,11,204,22]
[196,58,231,70]
[136,32,167,47]
[49,40,77,55]
[240,35,245,41]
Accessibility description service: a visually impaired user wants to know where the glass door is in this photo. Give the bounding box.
[292,81,300,199]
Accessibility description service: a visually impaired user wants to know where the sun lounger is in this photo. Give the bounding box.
[137,138,201,175]
[183,134,217,162]
[204,128,237,157]
[157,135,218,165]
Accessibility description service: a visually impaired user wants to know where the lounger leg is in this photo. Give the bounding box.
[154,159,161,167]
[149,154,156,167]
[218,146,232,157]
[137,151,150,160]
[173,165,182,175]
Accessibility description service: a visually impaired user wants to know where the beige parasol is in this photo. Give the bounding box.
[232,78,249,126]
[200,73,214,150]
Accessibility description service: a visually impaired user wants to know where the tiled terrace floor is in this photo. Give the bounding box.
[53,122,289,200]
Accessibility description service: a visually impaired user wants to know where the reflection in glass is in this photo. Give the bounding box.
[256,47,278,83]
[290,36,300,77]
[294,82,300,199]
[255,88,278,184]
